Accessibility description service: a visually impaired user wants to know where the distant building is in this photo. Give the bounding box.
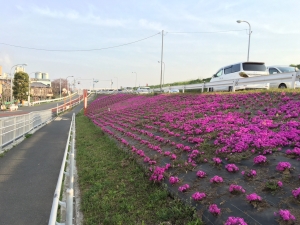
[30,82,53,101]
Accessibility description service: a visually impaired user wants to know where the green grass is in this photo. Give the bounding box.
[76,112,202,225]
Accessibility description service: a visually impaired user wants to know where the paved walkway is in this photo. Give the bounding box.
[0,102,84,225]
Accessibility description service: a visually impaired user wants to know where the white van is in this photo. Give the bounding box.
[209,62,268,91]
[136,87,151,94]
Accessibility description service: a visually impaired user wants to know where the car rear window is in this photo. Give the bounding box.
[277,67,296,73]
[242,63,266,71]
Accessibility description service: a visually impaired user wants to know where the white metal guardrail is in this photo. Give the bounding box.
[0,95,83,150]
[48,113,75,225]
[32,92,78,106]
[0,109,53,149]
[153,71,300,92]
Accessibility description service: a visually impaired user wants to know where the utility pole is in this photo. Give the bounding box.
[160,30,164,92]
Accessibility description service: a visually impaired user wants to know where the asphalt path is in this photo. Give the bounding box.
[0,95,93,225]
[0,93,79,117]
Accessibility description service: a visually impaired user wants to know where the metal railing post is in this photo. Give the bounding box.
[0,120,3,150]
[232,80,236,92]
[66,188,74,225]
[291,72,297,89]
[13,117,17,143]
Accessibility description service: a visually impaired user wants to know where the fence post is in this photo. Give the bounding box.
[291,72,297,89]
[23,115,25,137]
[13,117,17,143]
[57,103,59,116]
[0,120,3,150]
[232,80,237,92]
[66,188,74,225]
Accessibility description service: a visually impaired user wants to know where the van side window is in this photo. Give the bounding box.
[224,66,232,74]
[232,64,240,73]
[216,69,223,77]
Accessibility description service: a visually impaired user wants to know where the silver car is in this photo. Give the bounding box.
[267,66,299,89]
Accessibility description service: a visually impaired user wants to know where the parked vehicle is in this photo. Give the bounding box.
[267,66,299,89]
[209,62,269,91]
[136,87,151,94]
[9,104,18,111]
[169,88,180,93]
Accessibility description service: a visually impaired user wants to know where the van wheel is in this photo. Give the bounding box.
[228,86,233,92]
[279,84,287,89]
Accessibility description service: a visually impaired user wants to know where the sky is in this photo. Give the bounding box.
[0,0,299,90]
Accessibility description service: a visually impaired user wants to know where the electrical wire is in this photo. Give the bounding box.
[0,32,161,52]
[166,29,247,34]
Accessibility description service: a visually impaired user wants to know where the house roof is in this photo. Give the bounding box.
[30,82,50,88]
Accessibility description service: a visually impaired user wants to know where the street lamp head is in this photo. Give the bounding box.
[237,20,242,23]
[23,63,28,66]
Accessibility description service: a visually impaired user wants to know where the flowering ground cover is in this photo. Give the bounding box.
[86,91,300,225]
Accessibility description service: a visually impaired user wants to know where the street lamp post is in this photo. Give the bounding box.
[158,61,165,86]
[132,72,137,88]
[114,77,118,90]
[10,63,27,105]
[237,20,252,62]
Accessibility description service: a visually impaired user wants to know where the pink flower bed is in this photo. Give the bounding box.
[192,192,206,201]
[86,92,300,224]
[229,184,245,193]
[275,209,296,221]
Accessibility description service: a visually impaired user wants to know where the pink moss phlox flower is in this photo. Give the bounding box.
[149,166,166,182]
[164,151,171,156]
[286,147,300,156]
[171,154,177,160]
[165,163,171,170]
[246,193,262,202]
[169,176,180,185]
[275,209,296,221]
[136,150,145,157]
[253,155,267,164]
[176,143,184,149]
[276,162,291,171]
[210,175,223,183]
[192,192,206,201]
[189,150,199,158]
[148,160,156,165]
[143,157,150,162]
[225,217,248,225]
[196,170,207,178]
[225,164,239,172]
[183,146,191,152]
[242,169,257,177]
[178,184,190,192]
[292,187,300,199]
[213,157,222,164]
[209,204,221,215]
[229,184,245,193]
[277,181,283,188]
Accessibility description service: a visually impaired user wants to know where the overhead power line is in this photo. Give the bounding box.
[167,29,247,34]
[0,32,161,52]
[0,29,247,52]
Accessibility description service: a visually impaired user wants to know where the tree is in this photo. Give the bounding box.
[290,64,300,70]
[51,79,69,96]
[12,71,29,102]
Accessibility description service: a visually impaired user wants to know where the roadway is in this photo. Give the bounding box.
[0,94,80,117]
